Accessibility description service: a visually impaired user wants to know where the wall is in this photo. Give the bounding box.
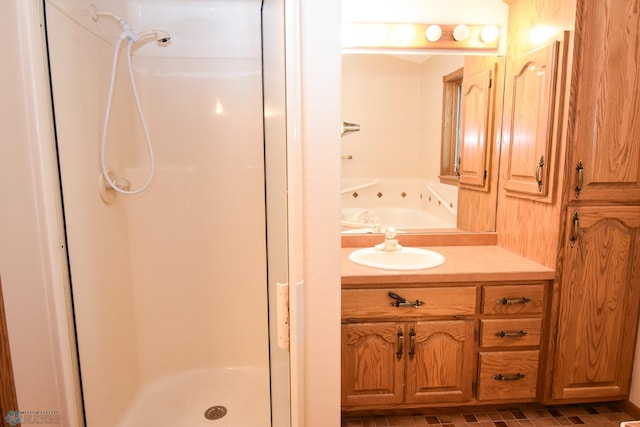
[297,0,343,425]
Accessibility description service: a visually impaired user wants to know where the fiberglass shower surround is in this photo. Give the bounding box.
[91,4,171,196]
[46,0,273,424]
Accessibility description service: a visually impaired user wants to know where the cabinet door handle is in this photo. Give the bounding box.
[574,160,584,197]
[396,328,404,360]
[496,297,530,305]
[495,330,529,338]
[388,292,424,308]
[569,210,580,248]
[408,328,416,359]
[493,373,525,381]
[535,155,545,192]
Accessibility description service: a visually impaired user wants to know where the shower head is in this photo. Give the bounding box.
[136,30,172,46]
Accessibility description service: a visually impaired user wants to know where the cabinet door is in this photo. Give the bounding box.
[503,39,561,199]
[569,0,640,202]
[341,322,404,407]
[458,68,493,190]
[405,320,474,404]
[552,206,640,400]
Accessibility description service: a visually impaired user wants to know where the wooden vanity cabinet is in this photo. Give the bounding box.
[477,283,546,402]
[341,281,550,410]
[341,287,476,408]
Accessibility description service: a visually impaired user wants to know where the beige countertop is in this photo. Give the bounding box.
[342,245,555,287]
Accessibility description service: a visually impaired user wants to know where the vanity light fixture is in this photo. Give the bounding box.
[341,22,500,51]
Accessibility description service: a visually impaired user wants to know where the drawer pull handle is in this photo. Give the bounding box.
[408,328,416,359]
[388,292,424,308]
[496,297,530,305]
[495,330,529,338]
[574,160,584,197]
[396,328,404,360]
[535,155,545,192]
[493,373,525,381]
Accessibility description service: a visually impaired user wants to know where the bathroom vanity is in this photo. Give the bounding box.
[341,245,554,411]
[340,0,640,415]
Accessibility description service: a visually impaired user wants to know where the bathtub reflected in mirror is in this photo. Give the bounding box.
[341,179,457,234]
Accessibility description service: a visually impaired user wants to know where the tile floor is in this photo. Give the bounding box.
[341,402,635,427]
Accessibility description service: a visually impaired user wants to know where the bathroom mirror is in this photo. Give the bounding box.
[340,53,504,236]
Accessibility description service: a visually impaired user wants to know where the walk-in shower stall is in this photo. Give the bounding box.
[43,0,289,425]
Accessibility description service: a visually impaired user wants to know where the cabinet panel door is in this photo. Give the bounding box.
[342,323,404,406]
[569,0,640,202]
[552,206,640,400]
[459,68,492,190]
[406,320,474,404]
[504,39,560,199]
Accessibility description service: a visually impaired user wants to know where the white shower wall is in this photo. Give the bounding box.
[45,0,270,425]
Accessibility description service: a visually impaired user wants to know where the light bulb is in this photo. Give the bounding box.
[425,25,442,42]
[481,25,499,43]
[453,24,469,41]
[368,24,387,44]
[396,24,415,44]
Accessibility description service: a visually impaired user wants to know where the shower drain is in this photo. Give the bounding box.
[204,405,228,421]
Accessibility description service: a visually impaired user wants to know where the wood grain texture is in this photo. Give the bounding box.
[503,39,559,199]
[459,68,491,189]
[481,284,545,314]
[457,56,504,232]
[551,206,640,401]
[478,350,539,400]
[497,0,576,268]
[480,318,542,348]
[566,0,640,202]
[406,321,474,404]
[342,322,404,406]
[341,287,476,321]
[0,277,19,423]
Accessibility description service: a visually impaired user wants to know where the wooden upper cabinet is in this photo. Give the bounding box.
[568,0,640,202]
[551,206,640,401]
[503,36,564,201]
[458,68,494,190]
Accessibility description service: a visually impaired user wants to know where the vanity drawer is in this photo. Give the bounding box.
[477,350,539,401]
[480,318,542,348]
[342,287,476,321]
[482,284,545,315]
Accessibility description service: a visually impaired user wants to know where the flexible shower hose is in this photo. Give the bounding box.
[100,32,155,195]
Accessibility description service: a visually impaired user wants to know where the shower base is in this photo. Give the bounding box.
[117,366,271,426]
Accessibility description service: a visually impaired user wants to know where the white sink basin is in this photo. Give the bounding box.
[348,247,445,270]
